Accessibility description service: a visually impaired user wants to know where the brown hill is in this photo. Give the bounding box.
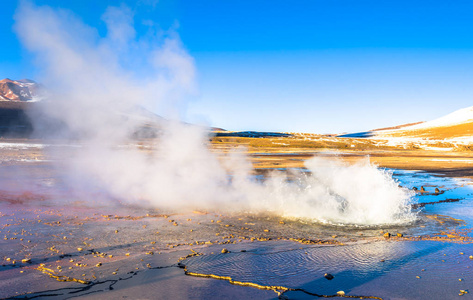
[0,78,39,101]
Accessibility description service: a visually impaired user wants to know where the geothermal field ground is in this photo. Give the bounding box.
[1,135,473,299]
[4,1,473,300]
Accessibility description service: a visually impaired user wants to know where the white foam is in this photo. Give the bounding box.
[245,157,415,226]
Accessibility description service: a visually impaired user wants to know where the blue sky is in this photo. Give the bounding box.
[2,1,473,133]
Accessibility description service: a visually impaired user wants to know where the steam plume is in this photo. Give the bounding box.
[13,2,414,226]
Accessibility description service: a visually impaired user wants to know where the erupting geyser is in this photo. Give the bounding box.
[12,2,415,227]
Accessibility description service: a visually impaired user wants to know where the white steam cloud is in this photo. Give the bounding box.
[13,2,414,226]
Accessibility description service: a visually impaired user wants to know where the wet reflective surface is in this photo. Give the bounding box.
[1,150,473,299]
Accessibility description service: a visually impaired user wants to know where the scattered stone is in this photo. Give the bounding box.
[435,188,440,193]
[420,186,425,192]
[221,248,229,254]
[469,256,473,260]
[337,291,345,296]
[383,232,391,238]
[96,262,102,267]
[324,273,334,280]
[397,233,403,237]
[21,258,31,263]
[77,247,83,252]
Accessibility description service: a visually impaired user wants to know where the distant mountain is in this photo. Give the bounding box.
[0,78,225,137]
[339,106,473,143]
[0,78,42,101]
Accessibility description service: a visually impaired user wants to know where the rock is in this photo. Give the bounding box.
[397,233,403,237]
[337,291,345,296]
[412,187,418,191]
[420,186,425,192]
[324,273,334,280]
[221,248,229,254]
[435,188,440,193]
[383,232,391,238]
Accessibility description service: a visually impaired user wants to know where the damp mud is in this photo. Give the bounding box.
[1,141,473,299]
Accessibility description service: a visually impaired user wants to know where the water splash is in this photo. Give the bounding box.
[236,157,415,226]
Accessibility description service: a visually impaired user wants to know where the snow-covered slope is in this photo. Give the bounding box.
[370,105,473,144]
[400,106,473,131]
[339,105,473,146]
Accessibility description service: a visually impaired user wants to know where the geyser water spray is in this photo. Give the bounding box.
[13,2,415,226]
